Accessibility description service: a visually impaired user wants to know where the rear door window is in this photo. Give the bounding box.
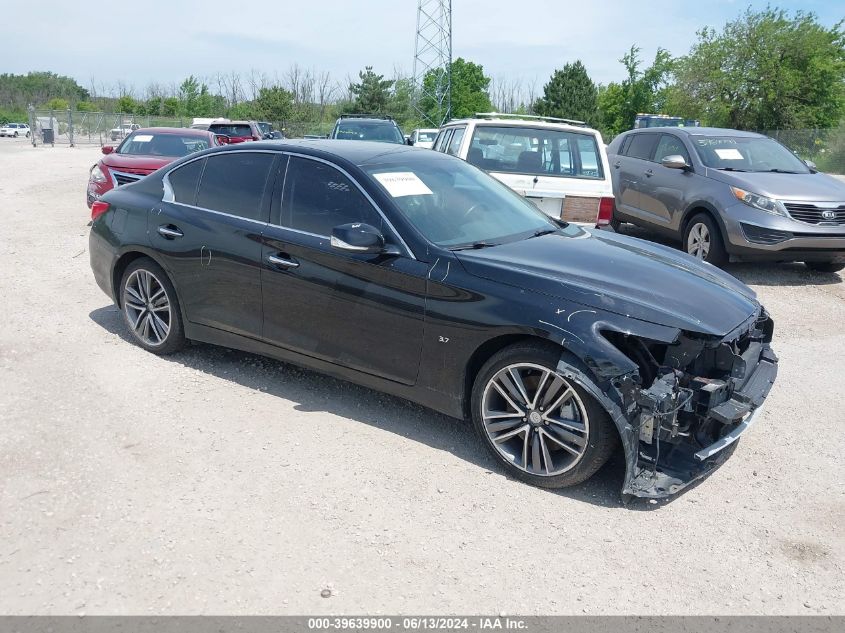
[626,134,659,161]
[433,128,453,153]
[168,159,205,205]
[446,127,465,156]
[196,152,275,222]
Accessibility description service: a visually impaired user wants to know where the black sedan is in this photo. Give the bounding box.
[89,140,778,499]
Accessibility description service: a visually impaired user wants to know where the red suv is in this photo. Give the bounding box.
[87,127,222,209]
[207,120,266,143]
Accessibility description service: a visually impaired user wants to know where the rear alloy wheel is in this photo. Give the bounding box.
[804,261,845,273]
[471,343,617,489]
[120,258,185,354]
[684,213,727,267]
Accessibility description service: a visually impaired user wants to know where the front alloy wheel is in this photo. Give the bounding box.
[471,342,617,489]
[120,258,185,354]
[482,363,589,476]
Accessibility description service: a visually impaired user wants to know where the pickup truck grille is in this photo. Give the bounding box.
[784,203,845,225]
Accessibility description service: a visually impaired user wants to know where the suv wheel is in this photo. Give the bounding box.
[120,258,186,355]
[684,213,727,266]
[804,261,845,273]
[13,131,18,137]
[471,342,617,489]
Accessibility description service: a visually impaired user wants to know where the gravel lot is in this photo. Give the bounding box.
[1,139,843,616]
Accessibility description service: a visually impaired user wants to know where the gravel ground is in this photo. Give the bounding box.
[1,139,843,615]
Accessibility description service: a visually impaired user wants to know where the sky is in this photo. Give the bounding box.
[2,0,843,97]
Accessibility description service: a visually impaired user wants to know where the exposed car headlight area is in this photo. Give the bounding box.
[600,309,777,498]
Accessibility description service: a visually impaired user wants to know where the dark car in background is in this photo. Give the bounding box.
[330,114,407,144]
[607,127,845,272]
[88,140,777,500]
[86,128,221,208]
[207,120,265,143]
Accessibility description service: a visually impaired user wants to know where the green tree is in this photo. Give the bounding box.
[670,8,845,130]
[116,95,136,114]
[595,46,674,136]
[254,86,294,124]
[45,97,68,111]
[420,57,492,124]
[75,101,97,112]
[161,97,178,117]
[349,67,394,113]
[534,60,598,124]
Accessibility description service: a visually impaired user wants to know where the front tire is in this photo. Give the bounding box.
[13,132,18,137]
[804,261,845,273]
[120,258,185,355]
[684,212,727,267]
[471,342,617,489]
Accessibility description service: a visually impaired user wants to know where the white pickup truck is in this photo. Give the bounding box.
[109,123,140,142]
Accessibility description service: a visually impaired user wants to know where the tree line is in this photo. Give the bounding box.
[1,7,843,144]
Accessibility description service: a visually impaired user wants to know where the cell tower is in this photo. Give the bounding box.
[413,0,452,127]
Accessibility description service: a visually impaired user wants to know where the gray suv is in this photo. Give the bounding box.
[606,127,845,272]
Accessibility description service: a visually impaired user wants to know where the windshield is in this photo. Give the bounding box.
[118,132,211,157]
[208,124,253,138]
[467,126,604,179]
[256,122,271,136]
[335,121,404,144]
[692,136,810,173]
[416,131,436,142]
[363,153,559,248]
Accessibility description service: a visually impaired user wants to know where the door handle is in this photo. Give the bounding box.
[267,253,300,269]
[158,225,183,239]
[644,169,653,177]
[614,161,621,168]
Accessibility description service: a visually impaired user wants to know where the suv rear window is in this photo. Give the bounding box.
[467,126,604,179]
[334,121,404,144]
[209,124,253,138]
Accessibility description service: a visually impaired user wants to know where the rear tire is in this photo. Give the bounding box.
[13,132,18,138]
[119,258,185,355]
[684,212,727,267]
[804,261,845,273]
[471,342,617,489]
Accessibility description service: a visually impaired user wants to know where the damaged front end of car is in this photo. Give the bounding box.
[555,308,778,500]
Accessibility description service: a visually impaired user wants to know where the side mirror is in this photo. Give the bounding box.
[264,133,274,140]
[804,159,817,172]
[661,154,689,170]
[101,145,114,154]
[331,223,385,254]
[406,137,414,146]
[215,134,230,145]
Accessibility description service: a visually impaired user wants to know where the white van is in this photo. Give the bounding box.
[432,113,614,225]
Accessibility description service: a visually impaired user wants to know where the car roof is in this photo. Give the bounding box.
[444,116,599,134]
[215,139,418,164]
[336,118,398,125]
[209,120,253,126]
[630,127,765,138]
[130,127,211,136]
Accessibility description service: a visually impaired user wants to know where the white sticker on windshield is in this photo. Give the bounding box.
[715,148,743,160]
[132,134,153,143]
[373,172,433,197]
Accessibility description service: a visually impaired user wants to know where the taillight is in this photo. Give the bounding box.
[91,201,110,221]
[596,197,615,227]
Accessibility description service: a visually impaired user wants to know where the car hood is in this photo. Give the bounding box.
[706,169,845,202]
[456,227,759,336]
[101,154,175,172]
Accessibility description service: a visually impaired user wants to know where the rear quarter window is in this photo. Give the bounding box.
[168,159,205,205]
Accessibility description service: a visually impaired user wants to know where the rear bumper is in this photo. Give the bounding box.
[89,225,118,304]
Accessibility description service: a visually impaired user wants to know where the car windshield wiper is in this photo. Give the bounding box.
[532,228,558,238]
[450,241,498,251]
[764,168,801,174]
[716,167,750,172]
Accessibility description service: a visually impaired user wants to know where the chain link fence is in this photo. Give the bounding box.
[758,128,845,175]
[27,108,192,146]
